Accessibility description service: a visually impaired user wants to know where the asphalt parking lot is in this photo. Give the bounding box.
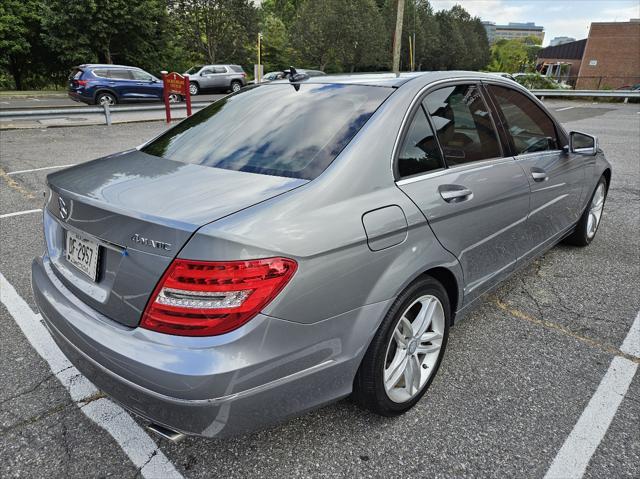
[1,100,638,478]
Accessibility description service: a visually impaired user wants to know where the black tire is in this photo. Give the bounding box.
[564,175,608,247]
[353,276,451,416]
[230,80,242,93]
[189,82,199,96]
[95,92,116,106]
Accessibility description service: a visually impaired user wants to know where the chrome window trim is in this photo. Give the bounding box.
[396,156,515,186]
[392,76,517,185]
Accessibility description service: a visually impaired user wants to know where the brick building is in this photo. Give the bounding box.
[576,20,640,89]
[536,39,587,85]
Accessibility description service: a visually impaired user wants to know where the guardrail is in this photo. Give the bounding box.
[0,101,210,127]
[530,89,640,102]
[1,90,638,127]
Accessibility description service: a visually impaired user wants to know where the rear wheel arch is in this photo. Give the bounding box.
[421,267,459,324]
[602,168,611,192]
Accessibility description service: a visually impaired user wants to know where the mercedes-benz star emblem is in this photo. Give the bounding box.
[58,197,69,220]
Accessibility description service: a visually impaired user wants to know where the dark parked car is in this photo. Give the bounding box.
[34,72,610,440]
[184,64,247,95]
[68,64,180,106]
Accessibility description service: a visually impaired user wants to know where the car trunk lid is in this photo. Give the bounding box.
[44,149,306,327]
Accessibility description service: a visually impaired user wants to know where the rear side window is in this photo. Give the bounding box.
[108,69,133,80]
[131,70,153,81]
[397,106,444,178]
[488,85,560,154]
[212,66,227,74]
[92,69,108,78]
[142,83,392,180]
[423,84,502,166]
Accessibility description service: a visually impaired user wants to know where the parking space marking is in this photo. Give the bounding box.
[7,164,76,175]
[0,209,42,219]
[556,106,575,111]
[0,272,184,479]
[544,311,640,479]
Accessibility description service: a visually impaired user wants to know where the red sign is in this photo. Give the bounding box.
[161,71,192,123]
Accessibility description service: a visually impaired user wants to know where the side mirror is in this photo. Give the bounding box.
[569,131,598,156]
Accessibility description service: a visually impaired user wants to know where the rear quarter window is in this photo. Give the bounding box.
[142,83,392,179]
[108,69,133,80]
[229,65,245,73]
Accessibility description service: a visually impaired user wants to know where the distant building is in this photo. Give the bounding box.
[534,20,640,89]
[536,39,587,85]
[550,36,576,46]
[482,21,544,44]
[576,19,640,89]
[481,22,497,43]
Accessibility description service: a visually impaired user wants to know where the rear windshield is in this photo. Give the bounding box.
[69,69,84,80]
[142,83,392,179]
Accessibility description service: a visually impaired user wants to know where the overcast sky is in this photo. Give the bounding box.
[429,0,640,45]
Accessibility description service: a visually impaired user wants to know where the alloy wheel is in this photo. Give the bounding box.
[383,294,445,403]
[587,183,605,239]
[232,82,241,92]
[189,84,198,95]
[98,95,115,106]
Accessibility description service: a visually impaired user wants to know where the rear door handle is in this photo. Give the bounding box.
[530,167,548,182]
[439,184,473,203]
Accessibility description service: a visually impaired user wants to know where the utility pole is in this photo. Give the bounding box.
[392,0,405,74]
[257,33,263,83]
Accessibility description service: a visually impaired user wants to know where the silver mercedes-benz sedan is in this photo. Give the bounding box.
[32,71,611,439]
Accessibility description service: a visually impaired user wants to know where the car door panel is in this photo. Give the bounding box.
[515,151,584,259]
[485,83,585,260]
[399,160,530,303]
[396,83,531,305]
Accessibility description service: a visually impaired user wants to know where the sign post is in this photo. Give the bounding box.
[161,71,192,124]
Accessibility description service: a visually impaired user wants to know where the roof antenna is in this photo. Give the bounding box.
[287,66,309,83]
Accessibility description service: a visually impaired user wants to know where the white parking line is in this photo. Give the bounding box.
[7,164,76,175]
[544,311,640,479]
[0,209,42,219]
[0,272,184,479]
[556,106,575,111]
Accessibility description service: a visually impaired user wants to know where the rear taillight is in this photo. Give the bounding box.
[76,80,89,86]
[140,257,297,336]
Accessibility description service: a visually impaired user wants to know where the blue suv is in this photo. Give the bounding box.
[68,64,180,106]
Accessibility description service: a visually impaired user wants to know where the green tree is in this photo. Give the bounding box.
[42,0,171,74]
[292,0,385,72]
[0,0,49,89]
[487,38,539,73]
[170,0,258,66]
[261,13,291,71]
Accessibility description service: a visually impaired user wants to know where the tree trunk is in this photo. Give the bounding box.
[9,57,23,90]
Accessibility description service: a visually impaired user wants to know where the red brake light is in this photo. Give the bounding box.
[76,80,89,86]
[140,257,297,336]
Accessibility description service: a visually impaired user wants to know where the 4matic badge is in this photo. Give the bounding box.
[130,234,172,251]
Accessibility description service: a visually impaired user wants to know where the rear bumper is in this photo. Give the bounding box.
[68,91,92,104]
[31,255,389,437]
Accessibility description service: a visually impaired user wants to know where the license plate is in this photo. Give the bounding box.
[65,230,100,281]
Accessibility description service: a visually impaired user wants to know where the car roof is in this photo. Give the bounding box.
[269,71,512,88]
[76,64,142,70]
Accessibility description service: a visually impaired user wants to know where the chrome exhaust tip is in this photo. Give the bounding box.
[146,423,186,443]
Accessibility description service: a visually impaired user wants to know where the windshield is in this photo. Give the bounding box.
[142,83,392,179]
[186,65,204,75]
